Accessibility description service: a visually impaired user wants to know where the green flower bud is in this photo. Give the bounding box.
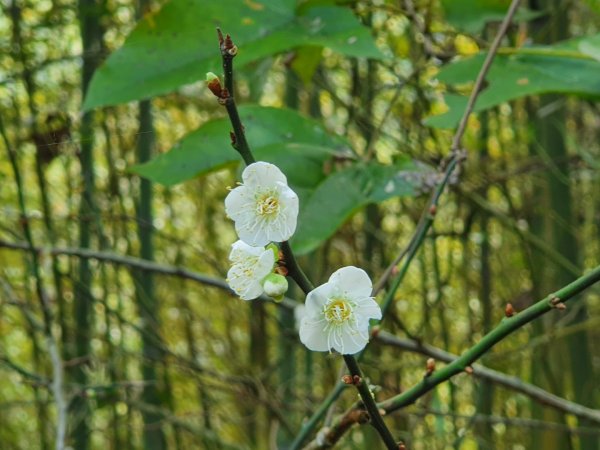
[262,273,288,301]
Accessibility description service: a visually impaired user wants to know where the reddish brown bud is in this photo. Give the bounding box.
[428,204,437,216]
[206,72,223,97]
[229,131,236,146]
[505,303,515,317]
[425,358,436,376]
[464,366,474,375]
[224,34,234,51]
[274,265,288,277]
[370,326,381,338]
[555,302,567,310]
[550,296,561,305]
[352,375,362,386]
[342,374,353,384]
[398,443,407,450]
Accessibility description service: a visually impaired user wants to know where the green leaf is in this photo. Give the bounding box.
[290,46,324,85]
[426,35,600,128]
[578,34,600,61]
[291,161,421,254]
[130,105,349,186]
[441,0,543,33]
[83,0,383,110]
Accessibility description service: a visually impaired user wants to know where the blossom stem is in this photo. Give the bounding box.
[281,241,314,294]
[217,28,313,294]
[342,355,398,449]
[217,28,255,166]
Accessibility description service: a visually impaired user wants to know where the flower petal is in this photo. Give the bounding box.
[299,316,330,351]
[255,247,276,279]
[229,240,264,261]
[227,265,263,300]
[335,323,369,355]
[237,218,270,247]
[242,161,287,188]
[305,283,335,315]
[224,186,254,220]
[354,297,382,321]
[329,266,373,300]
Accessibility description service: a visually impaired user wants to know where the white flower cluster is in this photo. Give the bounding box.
[224,161,381,355]
[225,162,296,301]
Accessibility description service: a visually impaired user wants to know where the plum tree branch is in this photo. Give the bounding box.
[214,29,398,448]
[378,264,600,413]
[375,331,600,424]
[215,28,313,294]
[306,264,600,448]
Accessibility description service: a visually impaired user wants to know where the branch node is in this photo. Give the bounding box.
[554,302,567,310]
[464,366,474,375]
[550,296,561,305]
[357,410,370,424]
[342,374,353,385]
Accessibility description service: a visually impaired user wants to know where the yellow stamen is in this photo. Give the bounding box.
[324,299,352,324]
[256,195,279,216]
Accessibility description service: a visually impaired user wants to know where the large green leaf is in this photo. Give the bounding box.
[83,0,383,110]
[441,0,542,33]
[130,105,349,186]
[291,161,422,254]
[426,35,600,128]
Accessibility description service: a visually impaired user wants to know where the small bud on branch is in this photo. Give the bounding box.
[505,303,515,317]
[425,358,436,377]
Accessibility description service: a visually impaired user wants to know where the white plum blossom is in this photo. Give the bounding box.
[225,161,299,247]
[226,240,275,300]
[299,266,382,355]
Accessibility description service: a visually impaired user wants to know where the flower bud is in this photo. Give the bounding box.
[206,72,222,97]
[262,273,288,300]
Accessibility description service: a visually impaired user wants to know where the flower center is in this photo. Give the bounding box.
[324,299,353,324]
[256,194,280,217]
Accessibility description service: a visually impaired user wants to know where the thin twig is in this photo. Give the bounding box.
[0,239,299,309]
[375,0,523,293]
[306,264,600,448]
[375,331,600,424]
[379,265,600,413]
[47,337,67,450]
[342,355,398,449]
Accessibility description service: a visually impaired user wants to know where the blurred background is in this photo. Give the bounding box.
[0,0,599,449]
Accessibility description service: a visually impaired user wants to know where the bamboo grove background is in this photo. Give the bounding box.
[0,0,599,449]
